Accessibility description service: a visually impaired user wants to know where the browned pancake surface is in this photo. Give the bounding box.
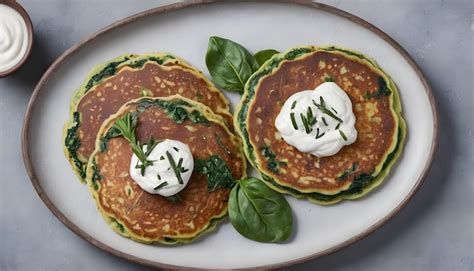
[93,101,244,241]
[77,62,232,160]
[248,51,396,193]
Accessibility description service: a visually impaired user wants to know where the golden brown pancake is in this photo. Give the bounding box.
[64,53,233,181]
[86,95,246,244]
[235,46,405,205]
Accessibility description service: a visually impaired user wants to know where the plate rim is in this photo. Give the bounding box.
[21,0,439,269]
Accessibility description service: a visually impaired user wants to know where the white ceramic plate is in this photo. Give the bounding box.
[22,1,437,269]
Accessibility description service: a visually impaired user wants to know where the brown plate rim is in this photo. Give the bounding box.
[21,0,439,270]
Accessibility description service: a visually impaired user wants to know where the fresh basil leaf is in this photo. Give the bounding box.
[254,49,279,66]
[228,177,293,243]
[205,36,259,92]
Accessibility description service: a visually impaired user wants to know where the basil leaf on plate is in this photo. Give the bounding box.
[205,36,259,93]
[254,49,279,66]
[228,177,293,243]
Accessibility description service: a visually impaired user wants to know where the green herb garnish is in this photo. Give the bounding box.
[312,99,343,123]
[322,117,328,126]
[111,112,155,176]
[290,112,298,130]
[154,181,168,190]
[331,107,338,114]
[291,100,297,110]
[300,113,311,134]
[315,128,325,139]
[166,150,183,184]
[339,130,348,141]
[335,122,341,130]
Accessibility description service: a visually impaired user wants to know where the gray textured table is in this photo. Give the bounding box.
[1,0,472,270]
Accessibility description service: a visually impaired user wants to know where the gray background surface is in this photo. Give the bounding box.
[0,0,472,270]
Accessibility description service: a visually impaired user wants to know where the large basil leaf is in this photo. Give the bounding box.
[205,36,259,92]
[254,49,279,66]
[228,177,293,243]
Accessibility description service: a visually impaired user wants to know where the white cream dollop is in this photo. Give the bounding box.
[275,82,357,157]
[130,139,193,197]
[0,4,29,72]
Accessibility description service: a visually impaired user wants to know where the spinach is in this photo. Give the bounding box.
[91,158,102,191]
[364,77,392,99]
[254,49,279,66]
[228,177,293,243]
[205,36,259,92]
[261,145,287,173]
[136,98,210,126]
[84,58,130,91]
[337,162,359,181]
[195,155,235,192]
[64,111,86,178]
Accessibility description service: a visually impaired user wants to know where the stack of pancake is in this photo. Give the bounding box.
[63,53,246,244]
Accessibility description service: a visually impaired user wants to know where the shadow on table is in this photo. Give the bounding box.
[286,73,454,271]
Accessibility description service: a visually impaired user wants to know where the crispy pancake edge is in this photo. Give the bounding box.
[85,95,246,244]
[64,53,233,182]
[234,46,406,205]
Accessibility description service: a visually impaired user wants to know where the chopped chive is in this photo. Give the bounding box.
[140,164,146,176]
[339,130,348,141]
[160,156,165,160]
[313,98,343,123]
[154,181,168,190]
[315,128,325,139]
[307,107,316,126]
[173,147,179,152]
[300,113,311,134]
[319,96,326,114]
[331,107,338,114]
[335,122,341,130]
[290,112,298,129]
[323,109,343,123]
[166,151,183,184]
[157,174,161,180]
[291,100,297,110]
[322,117,328,126]
[145,137,161,156]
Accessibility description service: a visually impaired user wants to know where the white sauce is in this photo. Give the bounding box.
[0,4,29,72]
[275,82,357,157]
[130,139,193,197]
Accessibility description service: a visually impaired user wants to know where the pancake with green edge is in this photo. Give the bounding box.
[235,46,406,205]
[86,95,246,244]
[64,53,233,182]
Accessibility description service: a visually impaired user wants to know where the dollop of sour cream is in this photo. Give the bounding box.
[275,82,357,157]
[0,4,29,72]
[130,139,193,197]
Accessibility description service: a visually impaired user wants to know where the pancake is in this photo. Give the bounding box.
[64,53,233,181]
[235,46,406,205]
[86,95,246,244]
